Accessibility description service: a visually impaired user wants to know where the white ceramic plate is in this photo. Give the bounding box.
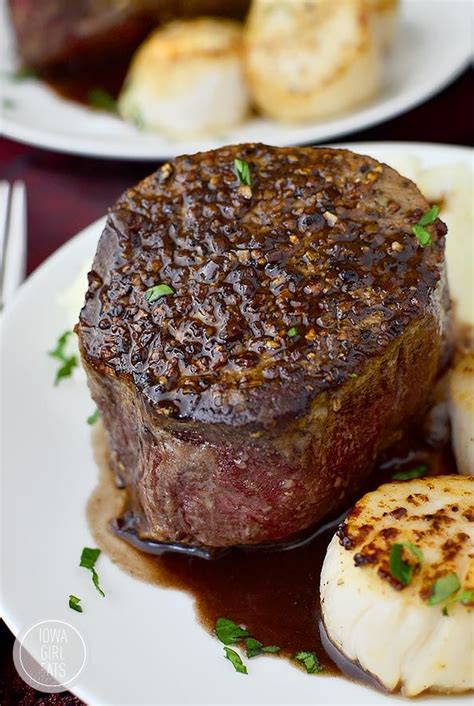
[0,0,472,160]
[1,143,472,706]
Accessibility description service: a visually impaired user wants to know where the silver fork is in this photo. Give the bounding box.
[0,181,27,311]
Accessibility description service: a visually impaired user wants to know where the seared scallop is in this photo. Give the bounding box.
[321,476,474,696]
[244,0,381,123]
[118,18,249,137]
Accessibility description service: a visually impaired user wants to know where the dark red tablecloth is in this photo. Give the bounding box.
[0,67,472,705]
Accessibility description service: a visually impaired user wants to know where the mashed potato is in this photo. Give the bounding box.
[450,352,474,476]
[321,476,474,696]
[387,155,473,475]
[118,18,249,138]
[387,157,474,334]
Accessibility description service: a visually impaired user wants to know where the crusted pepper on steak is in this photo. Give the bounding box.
[77,144,449,549]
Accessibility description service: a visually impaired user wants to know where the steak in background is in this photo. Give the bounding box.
[77,144,449,549]
[8,0,150,70]
[8,0,250,70]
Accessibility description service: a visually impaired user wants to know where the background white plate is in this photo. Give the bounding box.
[1,143,473,705]
[0,0,472,160]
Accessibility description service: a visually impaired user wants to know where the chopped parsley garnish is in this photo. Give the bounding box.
[88,88,117,113]
[389,542,423,586]
[215,619,280,673]
[287,327,298,338]
[12,66,38,81]
[441,587,473,615]
[349,372,358,379]
[234,158,252,187]
[412,225,431,247]
[293,651,323,674]
[68,595,83,613]
[418,205,440,226]
[55,356,77,383]
[215,617,250,645]
[427,573,460,606]
[79,547,105,597]
[453,589,474,606]
[245,638,280,659]
[87,409,100,425]
[145,283,174,303]
[392,465,427,481]
[50,331,72,358]
[49,331,78,385]
[224,646,247,674]
[412,205,439,247]
[130,105,145,130]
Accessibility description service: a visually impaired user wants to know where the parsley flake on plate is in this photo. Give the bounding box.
[87,409,100,426]
[293,651,323,674]
[80,547,105,597]
[224,646,247,674]
[68,595,83,613]
[287,326,298,338]
[145,283,174,303]
[389,543,423,586]
[49,331,78,385]
[215,617,250,645]
[392,464,427,481]
[245,638,280,659]
[12,66,38,81]
[88,88,117,113]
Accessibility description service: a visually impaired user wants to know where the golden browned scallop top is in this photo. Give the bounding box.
[78,144,446,426]
[337,476,474,601]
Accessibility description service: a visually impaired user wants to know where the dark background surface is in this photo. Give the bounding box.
[0,67,472,705]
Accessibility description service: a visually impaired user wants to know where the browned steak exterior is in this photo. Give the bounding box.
[8,0,149,69]
[8,0,250,69]
[77,144,448,548]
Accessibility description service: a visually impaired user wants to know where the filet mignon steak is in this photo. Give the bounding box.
[8,0,250,70]
[77,144,449,549]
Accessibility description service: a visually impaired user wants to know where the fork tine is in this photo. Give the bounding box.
[2,181,27,308]
[0,181,11,285]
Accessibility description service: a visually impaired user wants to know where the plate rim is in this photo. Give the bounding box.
[1,0,471,160]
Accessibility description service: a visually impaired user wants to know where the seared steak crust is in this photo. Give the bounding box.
[78,144,448,548]
[80,144,446,427]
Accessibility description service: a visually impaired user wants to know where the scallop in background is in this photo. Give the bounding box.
[244,0,381,123]
[118,18,250,138]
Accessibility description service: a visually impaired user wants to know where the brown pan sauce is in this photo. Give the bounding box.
[37,59,130,109]
[88,420,456,685]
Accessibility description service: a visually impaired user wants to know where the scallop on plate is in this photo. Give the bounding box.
[0,0,472,160]
[0,142,473,705]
